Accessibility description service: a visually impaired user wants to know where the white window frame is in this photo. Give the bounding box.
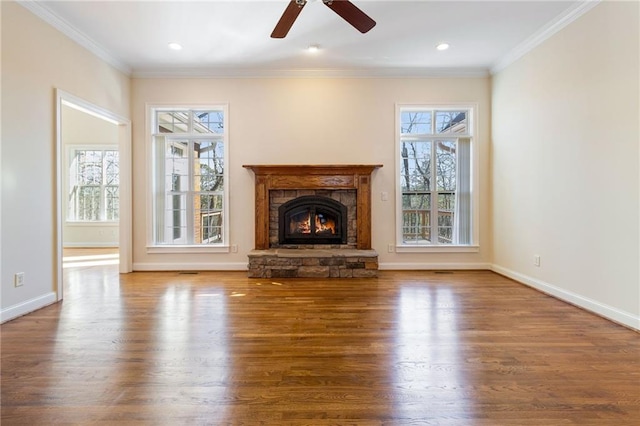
[394,103,479,253]
[147,105,230,253]
[66,145,119,223]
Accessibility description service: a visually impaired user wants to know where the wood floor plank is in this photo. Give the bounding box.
[1,265,639,425]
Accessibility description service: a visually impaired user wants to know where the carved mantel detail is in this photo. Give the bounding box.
[243,164,382,250]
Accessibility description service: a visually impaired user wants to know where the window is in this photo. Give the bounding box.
[396,106,475,249]
[151,107,228,247]
[68,148,119,221]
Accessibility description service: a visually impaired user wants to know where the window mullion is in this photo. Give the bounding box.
[155,137,166,243]
[429,111,437,245]
[430,140,438,245]
[186,139,195,244]
[101,150,107,221]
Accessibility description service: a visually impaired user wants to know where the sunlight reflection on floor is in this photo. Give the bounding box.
[62,253,119,268]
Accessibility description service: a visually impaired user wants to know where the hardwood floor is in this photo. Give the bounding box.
[2,264,639,425]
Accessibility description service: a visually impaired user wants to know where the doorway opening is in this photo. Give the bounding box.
[56,90,132,301]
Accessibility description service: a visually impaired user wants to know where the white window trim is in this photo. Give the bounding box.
[146,245,230,254]
[395,244,480,253]
[65,144,120,224]
[67,221,119,227]
[394,103,480,252]
[146,104,230,253]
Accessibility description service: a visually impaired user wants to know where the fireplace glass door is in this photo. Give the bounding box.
[279,196,347,245]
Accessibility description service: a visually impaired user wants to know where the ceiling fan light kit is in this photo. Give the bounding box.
[271,0,376,39]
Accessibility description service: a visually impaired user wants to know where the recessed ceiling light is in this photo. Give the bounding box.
[307,44,320,53]
[436,43,450,51]
[168,42,183,51]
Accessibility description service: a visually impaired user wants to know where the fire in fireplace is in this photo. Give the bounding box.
[278,195,347,245]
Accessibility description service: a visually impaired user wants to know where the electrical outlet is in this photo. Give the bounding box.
[388,244,394,253]
[534,255,541,267]
[14,272,24,287]
[381,191,389,201]
[231,244,238,253]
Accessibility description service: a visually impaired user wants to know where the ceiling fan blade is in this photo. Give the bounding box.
[323,0,376,34]
[271,0,306,39]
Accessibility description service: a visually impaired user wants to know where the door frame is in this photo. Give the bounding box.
[55,89,132,301]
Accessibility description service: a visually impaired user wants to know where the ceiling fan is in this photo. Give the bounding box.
[271,0,376,39]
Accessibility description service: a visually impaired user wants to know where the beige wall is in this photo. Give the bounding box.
[492,1,639,327]
[62,105,119,247]
[131,77,492,270]
[1,1,130,318]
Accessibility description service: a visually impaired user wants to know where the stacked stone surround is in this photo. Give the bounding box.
[248,249,378,278]
[269,189,357,249]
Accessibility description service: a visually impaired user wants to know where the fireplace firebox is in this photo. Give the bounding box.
[278,196,347,245]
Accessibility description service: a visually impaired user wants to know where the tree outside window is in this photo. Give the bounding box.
[398,107,472,246]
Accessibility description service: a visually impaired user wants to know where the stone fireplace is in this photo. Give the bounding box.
[243,164,382,278]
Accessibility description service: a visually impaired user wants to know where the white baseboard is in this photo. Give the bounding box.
[135,262,489,272]
[379,262,491,270]
[1,292,58,323]
[133,262,248,271]
[491,264,639,331]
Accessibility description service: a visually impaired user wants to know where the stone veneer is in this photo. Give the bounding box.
[248,249,378,278]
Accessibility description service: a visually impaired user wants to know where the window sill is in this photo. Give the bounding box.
[66,221,119,226]
[395,245,479,253]
[147,245,230,254]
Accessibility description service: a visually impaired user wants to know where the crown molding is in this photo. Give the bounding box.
[23,0,588,80]
[15,0,489,80]
[491,0,601,75]
[131,67,490,79]
[17,0,132,75]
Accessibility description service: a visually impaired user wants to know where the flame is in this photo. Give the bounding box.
[289,211,336,235]
[315,215,336,234]
[290,212,312,234]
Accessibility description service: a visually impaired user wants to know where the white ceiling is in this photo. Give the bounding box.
[26,0,588,77]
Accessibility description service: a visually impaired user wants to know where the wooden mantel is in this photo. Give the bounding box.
[243,164,382,250]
